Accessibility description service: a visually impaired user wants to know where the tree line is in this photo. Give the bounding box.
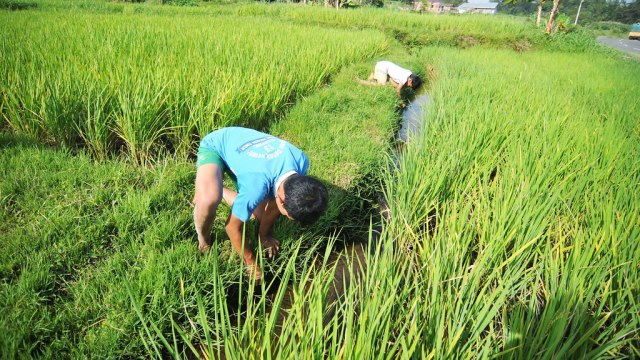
[115,0,639,26]
[501,0,639,25]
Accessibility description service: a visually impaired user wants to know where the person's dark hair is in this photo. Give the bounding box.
[409,74,422,90]
[283,175,329,226]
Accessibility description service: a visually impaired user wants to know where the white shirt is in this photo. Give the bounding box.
[378,61,412,85]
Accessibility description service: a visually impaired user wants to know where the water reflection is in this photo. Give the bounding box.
[398,93,431,143]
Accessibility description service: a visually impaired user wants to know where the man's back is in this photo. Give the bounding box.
[199,127,309,221]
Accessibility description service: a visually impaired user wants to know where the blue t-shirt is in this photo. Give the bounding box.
[200,127,309,222]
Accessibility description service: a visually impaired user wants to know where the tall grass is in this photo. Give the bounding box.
[125,39,638,360]
[0,9,386,162]
[383,47,640,357]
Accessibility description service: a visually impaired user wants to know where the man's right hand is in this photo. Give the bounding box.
[198,241,211,254]
[226,213,263,282]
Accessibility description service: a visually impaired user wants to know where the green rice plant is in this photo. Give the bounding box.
[74,86,116,160]
[112,83,172,164]
[0,8,387,161]
[382,46,640,357]
[0,52,402,357]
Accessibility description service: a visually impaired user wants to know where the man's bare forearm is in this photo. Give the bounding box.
[259,199,280,238]
[395,82,403,97]
[225,215,255,264]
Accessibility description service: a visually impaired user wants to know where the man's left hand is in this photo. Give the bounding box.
[260,235,281,259]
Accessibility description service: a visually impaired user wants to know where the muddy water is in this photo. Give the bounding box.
[267,241,368,334]
[398,93,431,143]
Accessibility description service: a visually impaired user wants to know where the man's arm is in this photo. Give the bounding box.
[389,79,403,97]
[225,213,261,279]
[384,77,404,97]
[258,199,281,258]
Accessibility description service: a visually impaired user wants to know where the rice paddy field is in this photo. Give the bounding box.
[1,0,639,358]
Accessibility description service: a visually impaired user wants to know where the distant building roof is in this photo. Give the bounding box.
[458,2,498,10]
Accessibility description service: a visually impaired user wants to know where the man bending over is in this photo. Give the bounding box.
[193,127,328,280]
[358,60,423,97]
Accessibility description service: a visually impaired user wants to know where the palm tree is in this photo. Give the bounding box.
[536,0,547,27]
[545,0,561,33]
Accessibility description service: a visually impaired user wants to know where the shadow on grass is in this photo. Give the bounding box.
[0,132,41,149]
[0,0,38,10]
[499,293,607,359]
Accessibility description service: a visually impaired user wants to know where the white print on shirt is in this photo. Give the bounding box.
[236,136,274,153]
[246,139,287,159]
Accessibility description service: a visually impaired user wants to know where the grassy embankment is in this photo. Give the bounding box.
[2,1,639,358]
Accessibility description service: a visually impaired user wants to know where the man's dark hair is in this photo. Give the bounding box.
[409,74,423,90]
[283,175,329,226]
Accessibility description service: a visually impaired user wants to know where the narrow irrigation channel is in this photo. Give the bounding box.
[398,93,431,144]
[272,91,430,335]
[201,91,431,358]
